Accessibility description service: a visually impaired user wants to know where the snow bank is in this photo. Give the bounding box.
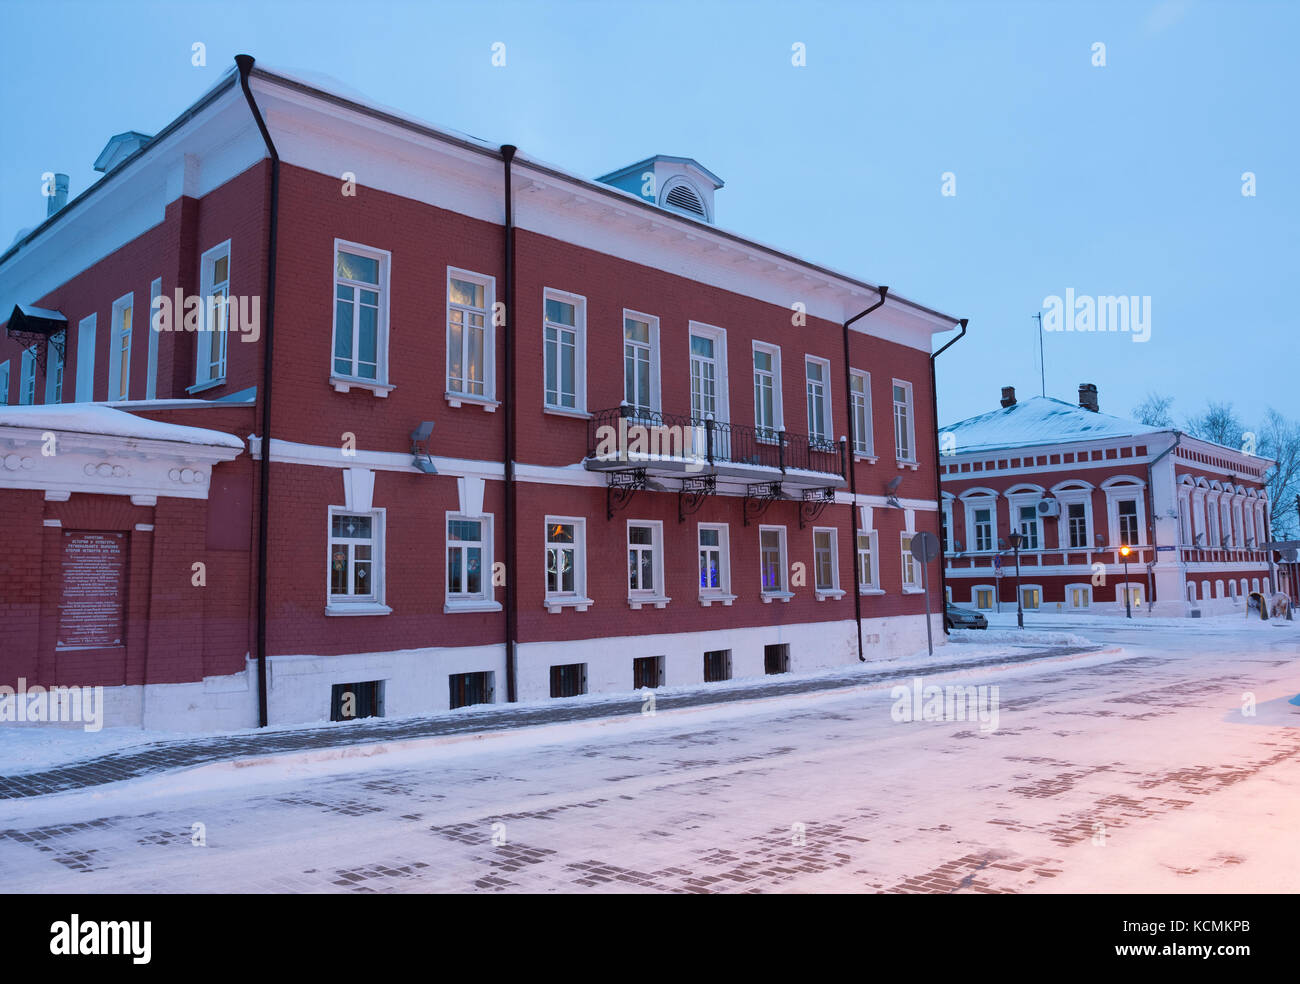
[0,404,244,449]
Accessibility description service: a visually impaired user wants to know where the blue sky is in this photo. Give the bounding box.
[1,0,1295,428]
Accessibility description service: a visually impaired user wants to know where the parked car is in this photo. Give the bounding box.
[945,603,988,630]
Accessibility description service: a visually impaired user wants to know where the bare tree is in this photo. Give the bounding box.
[1257,408,1300,540]
[1132,391,1175,427]
[1185,401,1245,450]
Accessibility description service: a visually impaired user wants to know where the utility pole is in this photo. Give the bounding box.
[1033,311,1045,397]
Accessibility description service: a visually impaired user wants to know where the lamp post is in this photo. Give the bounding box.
[1007,531,1024,629]
[1120,544,1132,618]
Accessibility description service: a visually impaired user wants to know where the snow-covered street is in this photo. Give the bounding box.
[2,615,1298,893]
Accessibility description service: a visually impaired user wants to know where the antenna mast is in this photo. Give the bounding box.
[1033,311,1045,397]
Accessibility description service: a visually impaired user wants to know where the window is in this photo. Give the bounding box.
[940,502,953,553]
[449,671,494,709]
[446,516,491,606]
[764,644,790,675]
[703,649,732,683]
[813,528,842,598]
[550,663,587,698]
[447,270,495,402]
[1117,499,1139,546]
[974,587,994,610]
[627,521,667,606]
[544,517,589,610]
[19,347,36,405]
[753,344,781,440]
[1067,502,1088,548]
[805,357,832,445]
[109,293,132,400]
[45,330,65,404]
[75,314,96,402]
[690,331,720,421]
[624,313,658,416]
[332,242,389,385]
[856,531,880,591]
[1021,586,1041,610]
[328,510,385,612]
[974,507,994,552]
[900,534,919,589]
[1122,584,1143,608]
[197,242,230,387]
[633,656,664,690]
[697,524,733,604]
[1068,585,1091,609]
[0,361,9,405]
[146,277,161,399]
[330,681,383,721]
[849,370,872,456]
[1018,505,1040,550]
[893,380,915,462]
[544,291,585,411]
[759,526,789,598]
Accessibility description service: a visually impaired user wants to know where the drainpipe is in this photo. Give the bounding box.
[930,318,967,632]
[237,54,280,728]
[841,286,888,661]
[1145,430,1181,612]
[501,145,518,702]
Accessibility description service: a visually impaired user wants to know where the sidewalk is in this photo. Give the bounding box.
[0,641,1103,800]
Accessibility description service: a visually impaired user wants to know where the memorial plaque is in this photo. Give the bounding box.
[58,531,127,649]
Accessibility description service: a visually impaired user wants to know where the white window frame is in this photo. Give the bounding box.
[697,522,735,607]
[804,355,833,446]
[325,506,390,616]
[688,321,729,425]
[961,491,999,553]
[44,330,66,404]
[940,496,955,553]
[446,267,498,409]
[900,532,921,593]
[626,519,669,609]
[445,513,500,613]
[1007,490,1044,551]
[758,524,792,602]
[1052,483,1095,550]
[543,288,587,414]
[0,360,9,405]
[75,314,96,402]
[544,516,591,612]
[108,292,133,401]
[857,529,882,594]
[623,309,660,418]
[1020,584,1043,610]
[1065,583,1092,610]
[813,527,845,600]
[752,340,783,441]
[849,369,874,458]
[146,277,162,399]
[972,584,996,611]
[1103,479,1148,548]
[1119,582,1144,608]
[193,241,230,391]
[330,239,393,396]
[892,378,916,463]
[18,348,36,405]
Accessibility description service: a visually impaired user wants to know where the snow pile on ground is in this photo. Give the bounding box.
[0,725,190,772]
[948,627,1095,646]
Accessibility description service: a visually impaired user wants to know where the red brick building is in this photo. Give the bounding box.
[939,385,1282,617]
[0,58,963,729]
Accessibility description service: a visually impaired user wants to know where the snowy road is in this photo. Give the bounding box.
[3,616,1299,893]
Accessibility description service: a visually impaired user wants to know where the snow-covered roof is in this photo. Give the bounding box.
[0,404,244,450]
[941,397,1165,454]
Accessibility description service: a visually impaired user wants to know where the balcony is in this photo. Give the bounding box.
[584,406,846,492]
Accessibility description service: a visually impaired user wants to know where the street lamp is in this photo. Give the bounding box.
[1120,544,1132,618]
[1007,530,1024,629]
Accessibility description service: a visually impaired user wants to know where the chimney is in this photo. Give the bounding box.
[46,173,69,217]
[1000,386,1017,408]
[1078,382,1099,412]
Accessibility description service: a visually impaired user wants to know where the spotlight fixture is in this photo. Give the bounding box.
[410,421,437,474]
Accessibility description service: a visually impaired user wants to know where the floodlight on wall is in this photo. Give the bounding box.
[410,421,437,474]
[884,475,903,509]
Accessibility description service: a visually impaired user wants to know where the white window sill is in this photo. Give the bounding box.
[699,593,737,608]
[187,377,225,395]
[445,392,499,411]
[859,587,886,596]
[325,602,392,616]
[444,599,503,614]
[544,406,592,420]
[902,587,925,595]
[815,588,846,601]
[853,453,878,464]
[628,595,671,610]
[331,375,395,398]
[896,459,919,470]
[545,596,594,613]
[761,590,795,604]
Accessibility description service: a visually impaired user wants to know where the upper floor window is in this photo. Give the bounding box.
[19,349,36,405]
[973,506,994,552]
[1067,502,1088,548]
[447,270,494,402]
[333,242,389,385]
[544,291,585,412]
[623,313,658,417]
[849,370,872,456]
[0,360,9,405]
[893,379,915,462]
[1118,499,1140,546]
[45,330,66,404]
[805,357,831,445]
[197,241,230,387]
[109,293,133,400]
[753,344,782,440]
[1017,505,1040,550]
[75,314,96,403]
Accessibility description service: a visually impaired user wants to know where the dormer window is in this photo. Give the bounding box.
[661,180,708,219]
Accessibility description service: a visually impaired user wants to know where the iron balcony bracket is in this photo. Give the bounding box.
[798,486,836,529]
[743,481,784,526]
[606,468,648,520]
[677,473,717,523]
